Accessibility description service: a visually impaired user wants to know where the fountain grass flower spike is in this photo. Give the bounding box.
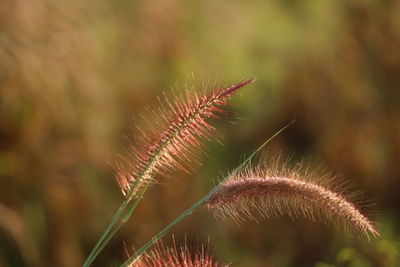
[82,79,254,267]
[115,79,255,199]
[130,240,229,267]
[206,158,379,238]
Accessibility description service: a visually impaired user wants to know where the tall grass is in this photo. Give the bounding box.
[83,80,377,266]
[83,79,254,266]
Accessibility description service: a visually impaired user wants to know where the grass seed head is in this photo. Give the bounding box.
[115,79,254,198]
[206,157,379,238]
[130,239,229,267]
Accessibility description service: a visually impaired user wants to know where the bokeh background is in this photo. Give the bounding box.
[1,0,399,266]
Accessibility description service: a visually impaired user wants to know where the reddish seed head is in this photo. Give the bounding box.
[115,79,254,198]
[217,78,255,98]
[206,159,379,238]
[130,240,229,267]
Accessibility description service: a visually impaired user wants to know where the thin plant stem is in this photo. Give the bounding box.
[88,186,149,266]
[120,120,294,267]
[83,183,150,267]
[82,198,129,267]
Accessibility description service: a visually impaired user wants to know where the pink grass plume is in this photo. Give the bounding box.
[115,79,255,199]
[206,158,379,238]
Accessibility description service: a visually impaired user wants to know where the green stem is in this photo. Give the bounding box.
[83,198,130,267]
[90,187,149,266]
[83,184,150,267]
[120,120,294,267]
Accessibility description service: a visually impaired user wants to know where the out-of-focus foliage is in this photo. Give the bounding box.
[0,0,399,266]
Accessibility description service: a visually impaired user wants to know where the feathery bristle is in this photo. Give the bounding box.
[206,158,379,238]
[130,240,228,267]
[116,79,254,198]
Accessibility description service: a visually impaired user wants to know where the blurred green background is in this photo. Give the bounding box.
[1,0,399,266]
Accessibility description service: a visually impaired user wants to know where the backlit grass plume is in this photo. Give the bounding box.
[116,79,254,198]
[206,158,379,238]
[130,240,228,267]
